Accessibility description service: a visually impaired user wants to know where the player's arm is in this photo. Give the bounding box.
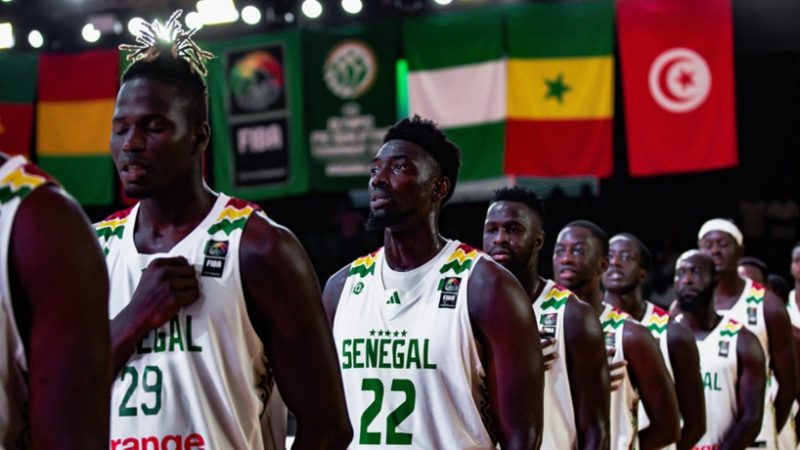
[109,256,199,375]
[10,186,111,450]
[564,297,610,450]
[763,293,798,430]
[666,321,706,450]
[468,259,543,450]
[721,328,766,450]
[322,265,350,326]
[241,215,352,450]
[624,320,680,450]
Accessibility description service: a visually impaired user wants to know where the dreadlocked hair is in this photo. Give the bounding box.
[119,10,213,125]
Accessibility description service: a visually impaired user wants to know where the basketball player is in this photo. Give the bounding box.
[323,117,544,449]
[698,219,797,448]
[0,153,110,449]
[104,12,351,449]
[603,233,705,449]
[674,250,766,449]
[482,187,610,449]
[554,221,679,449]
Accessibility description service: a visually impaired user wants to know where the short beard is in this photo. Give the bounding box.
[365,210,413,232]
[677,285,715,312]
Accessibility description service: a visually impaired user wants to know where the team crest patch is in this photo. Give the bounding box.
[719,340,730,357]
[747,306,758,325]
[438,277,461,309]
[540,313,558,338]
[201,239,228,277]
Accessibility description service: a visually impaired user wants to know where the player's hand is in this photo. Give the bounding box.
[130,256,200,331]
[542,337,558,371]
[607,347,627,392]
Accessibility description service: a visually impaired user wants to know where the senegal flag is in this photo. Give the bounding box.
[36,50,117,205]
[403,9,505,181]
[504,1,614,178]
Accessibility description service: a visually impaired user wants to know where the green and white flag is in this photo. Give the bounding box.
[403,9,505,180]
[305,22,399,191]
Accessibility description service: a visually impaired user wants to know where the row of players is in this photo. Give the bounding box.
[3,16,798,450]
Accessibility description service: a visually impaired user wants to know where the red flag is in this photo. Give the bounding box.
[618,0,738,176]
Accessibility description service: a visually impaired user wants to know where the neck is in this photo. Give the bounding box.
[518,260,546,302]
[604,286,646,321]
[574,279,604,315]
[680,301,720,333]
[714,271,746,305]
[383,214,444,271]
[138,175,214,226]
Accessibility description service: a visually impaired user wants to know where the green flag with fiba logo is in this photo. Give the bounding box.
[205,31,309,200]
[304,22,399,191]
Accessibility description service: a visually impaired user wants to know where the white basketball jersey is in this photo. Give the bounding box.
[787,291,800,328]
[777,296,800,450]
[0,156,53,449]
[333,240,494,450]
[717,280,775,449]
[100,194,281,450]
[637,301,676,450]
[601,303,639,450]
[533,279,576,450]
[687,317,741,449]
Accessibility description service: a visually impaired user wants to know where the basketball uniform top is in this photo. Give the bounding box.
[678,316,741,449]
[637,301,676,450]
[787,291,800,328]
[333,240,495,450]
[533,279,576,450]
[101,194,277,449]
[0,156,54,449]
[717,279,775,448]
[601,303,640,450]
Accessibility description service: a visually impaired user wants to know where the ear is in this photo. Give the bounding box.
[599,254,610,273]
[432,176,450,203]
[192,122,210,155]
[534,230,545,252]
[637,267,648,284]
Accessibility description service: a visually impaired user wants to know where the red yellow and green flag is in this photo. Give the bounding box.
[36,49,118,205]
[504,0,615,178]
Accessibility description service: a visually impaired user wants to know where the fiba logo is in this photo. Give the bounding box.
[323,40,377,100]
[229,51,284,112]
[648,47,711,114]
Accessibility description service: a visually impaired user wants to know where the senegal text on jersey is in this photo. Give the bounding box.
[135,315,202,354]
[341,338,437,370]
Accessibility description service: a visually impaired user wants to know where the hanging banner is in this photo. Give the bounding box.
[305,22,399,191]
[618,0,738,176]
[403,9,506,181]
[206,31,308,200]
[504,0,615,178]
[37,49,117,205]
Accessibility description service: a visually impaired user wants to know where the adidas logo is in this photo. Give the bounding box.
[386,291,401,305]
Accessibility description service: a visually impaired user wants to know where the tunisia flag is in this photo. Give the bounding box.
[618,0,738,176]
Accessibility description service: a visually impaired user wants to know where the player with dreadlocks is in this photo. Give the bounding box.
[103,11,351,449]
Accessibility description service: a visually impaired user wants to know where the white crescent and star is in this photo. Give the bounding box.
[648,47,712,113]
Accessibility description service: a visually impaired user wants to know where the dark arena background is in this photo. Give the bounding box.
[1,0,799,302]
